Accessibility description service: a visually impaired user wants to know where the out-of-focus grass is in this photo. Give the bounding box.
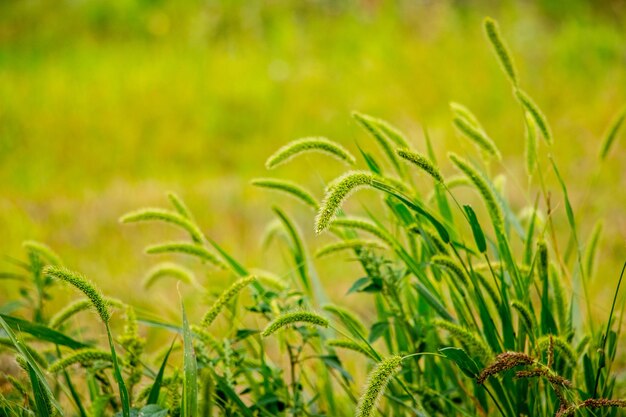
[0,1,625,306]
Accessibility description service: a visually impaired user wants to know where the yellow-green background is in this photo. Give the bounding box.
[1,1,625,322]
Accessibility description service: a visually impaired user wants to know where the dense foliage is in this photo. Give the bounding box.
[1,17,625,417]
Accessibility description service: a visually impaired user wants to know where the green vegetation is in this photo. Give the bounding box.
[1,2,626,416]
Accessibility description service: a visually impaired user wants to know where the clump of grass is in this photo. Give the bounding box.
[2,15,625,417]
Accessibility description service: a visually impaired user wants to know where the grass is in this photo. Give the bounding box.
[1,4,626,417]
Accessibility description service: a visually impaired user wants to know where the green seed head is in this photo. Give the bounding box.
[352,112,404,172]
[431,255,469,287]
[452,116,502,160]
[44,266,110,324]
[355,355,403,417]
[434,319,493,365]
[484,17,518,86]
[515,89,552,145]
[252,178,319,209]
[511,300,536,334]
[315,239,387,258]
[450,102,481,128]
[120,208,205,244]
[599,107,626,160]
[265,137,356,169]
[397,148,444,182]
[22,241,62,267]
[48,348,115,373]
[261,311,329,337]
[201,276,256,327]
[327,339,376,360]
[331,217,395,247]
[143,262,196,289]
[145,241,225,269]
[49,297,123,329]
[315,171,376,234]
[448,153,504,231]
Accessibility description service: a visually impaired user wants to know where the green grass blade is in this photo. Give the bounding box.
[181,301,198,417]
[212,371,254,417]
[106,325,130,417]
[27,362,52,417]
[148,338,176,404]
[599,107,626,160]
[370,179,450,243]
[463,205,487,253]
[0,314,89,349]
[0,315,63,415]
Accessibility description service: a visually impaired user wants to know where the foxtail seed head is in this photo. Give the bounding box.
[315,171,377,234]
[511,300,536,334]
[323,304,368,337]
[515,89,552,145]
[355,356,403,417]
[431,255,469,287]
[599,107,626,160]
[143,262,196,289]
[397,148,444,182]
[145,242,225,269]
[251,178,318,209]
[537,335,576,365]
[448,153,504,230]
[49,297,123,329]
[201,276,256,327]
[315,239,387,258]
[44,266,110,324]
[327,339,376,360]
[434,319,493,365]
[48,348,115,373]
[265,137,356,169]
[167,192,193,219]
[331,217,396,247]
[120,208,205,244]
[450,102,481,128]
[23,241,62,267]
[452,116,502,160]
[261,311,329,337]
[352,112,404,173]
[524,112,538,176]
[484,17,518,86]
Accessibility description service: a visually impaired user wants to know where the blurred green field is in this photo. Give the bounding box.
[1,0,625,315]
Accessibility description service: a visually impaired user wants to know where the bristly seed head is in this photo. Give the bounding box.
[48,348,115,373]
[265,137,356,169]
[484,17,518,86]
[261,311,329,337]
[44,266,110,324]
[202,276,256,327]
[477,351,534,384]
[397,148,444,182]
[356,355,403,417]
[448,152,504,231]
[315,171,377,235]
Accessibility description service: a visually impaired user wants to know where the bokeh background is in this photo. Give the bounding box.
[1,0,625,322]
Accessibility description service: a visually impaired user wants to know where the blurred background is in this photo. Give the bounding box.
[1,0,625,321]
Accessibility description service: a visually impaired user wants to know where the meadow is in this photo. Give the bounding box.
[1,1,626,416]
